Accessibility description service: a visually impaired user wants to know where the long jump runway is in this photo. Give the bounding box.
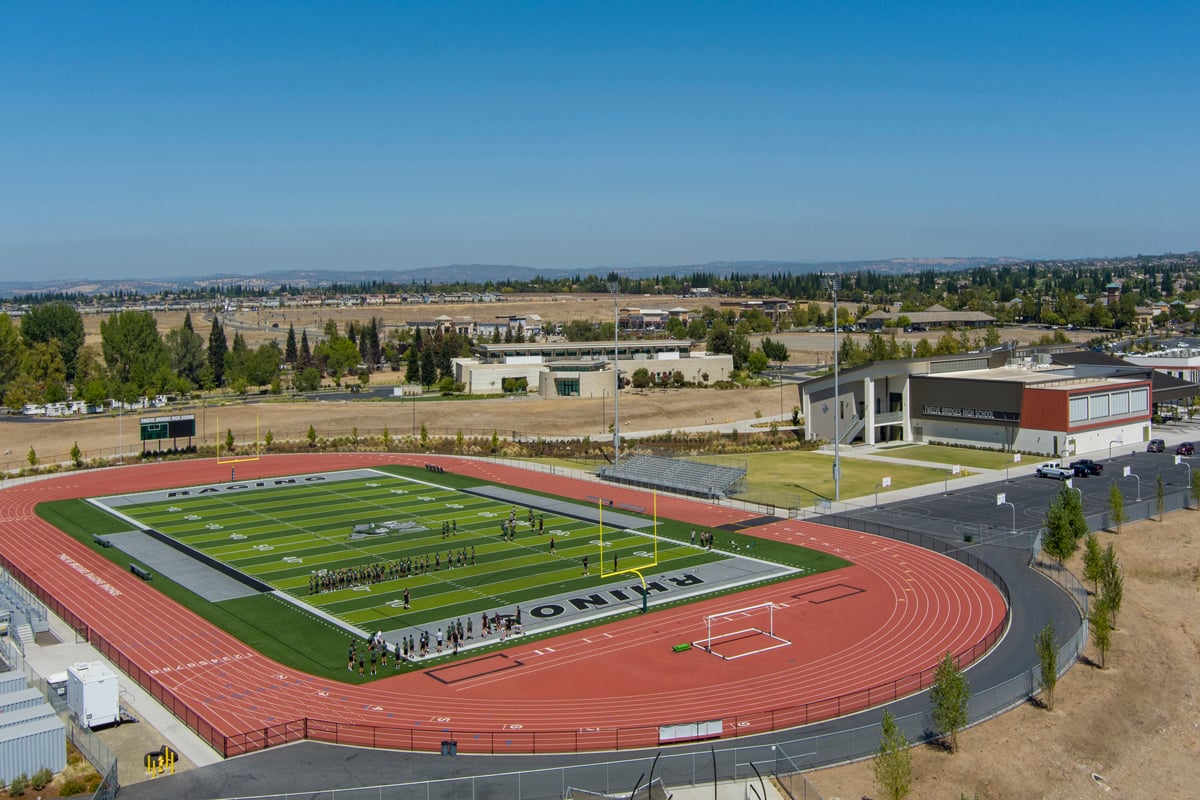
[0,454,1007,755]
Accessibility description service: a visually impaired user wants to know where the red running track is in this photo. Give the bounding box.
[0,454,1008,756]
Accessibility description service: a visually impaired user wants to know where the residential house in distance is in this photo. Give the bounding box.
[859,304,996,331]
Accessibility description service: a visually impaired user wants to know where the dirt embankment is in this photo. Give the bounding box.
[810,512,1200,800]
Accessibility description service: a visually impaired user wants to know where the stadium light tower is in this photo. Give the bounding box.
[610,276,621,467]
[827,274,842,502]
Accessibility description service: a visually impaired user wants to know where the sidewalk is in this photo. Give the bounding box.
[21,612,223,780]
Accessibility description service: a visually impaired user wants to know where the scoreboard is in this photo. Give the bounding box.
[139,415,196,442]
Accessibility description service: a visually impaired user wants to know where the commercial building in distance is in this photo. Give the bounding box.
[453,340,734,398]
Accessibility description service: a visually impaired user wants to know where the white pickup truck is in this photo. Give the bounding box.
[1035,462,1074,480]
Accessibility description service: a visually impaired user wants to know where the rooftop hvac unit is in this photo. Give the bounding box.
[1035,353,1052,366]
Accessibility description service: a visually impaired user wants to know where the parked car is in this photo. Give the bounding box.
[1147,439,1165,452]
[1176,442,1195,456]
[1035,462,1074,480]
[1069,459,1103,476]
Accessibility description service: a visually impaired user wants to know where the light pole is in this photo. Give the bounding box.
[827,274,842,501]
[611,279,621,467]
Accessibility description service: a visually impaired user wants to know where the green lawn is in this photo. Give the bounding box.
[40,464,845,681]
[732,450,959,507]
[873,443,1021,470]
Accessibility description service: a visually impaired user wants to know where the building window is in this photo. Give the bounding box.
[1131,388,1148,412]
[1089,394,1110,418]
[1111,391,1129,416]
[1069,396,1089,423]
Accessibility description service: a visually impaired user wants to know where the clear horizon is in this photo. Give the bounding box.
[2,2,1197,281]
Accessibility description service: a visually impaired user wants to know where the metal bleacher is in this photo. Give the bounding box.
[598,454,747,499]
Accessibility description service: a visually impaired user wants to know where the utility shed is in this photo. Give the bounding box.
[0,715,66,778]
[0,688,44,714]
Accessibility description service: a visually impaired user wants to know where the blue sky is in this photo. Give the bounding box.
[2,1,1197,280]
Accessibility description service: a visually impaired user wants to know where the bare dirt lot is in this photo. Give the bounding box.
[810,511,1200,800]
[1,387,783,468]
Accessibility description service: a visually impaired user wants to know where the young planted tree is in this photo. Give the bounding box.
[872,709,912,800]
[70,441,82,469]
[1108,482,1125,534]
[930,651,970,752]
[1034,621,1058,710]
[225,428,235,454]
[1082,533,1103,593]
[1100,545,1124,628]
[307,424,317,448]
[264,430,274,452]
[1042,484,1087,564]
[1090,595,1113,668]
[1156,473,1165,521]
[27,446,37,468]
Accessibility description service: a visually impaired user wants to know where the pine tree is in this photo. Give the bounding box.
[285,324,298,366]
[299,329,312,369]
[208,317,227,387]
[872,709,912,800]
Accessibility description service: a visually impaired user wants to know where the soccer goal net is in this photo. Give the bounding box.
[692,602,790,660]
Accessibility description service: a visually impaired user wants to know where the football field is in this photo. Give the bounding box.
[94,469,752,632]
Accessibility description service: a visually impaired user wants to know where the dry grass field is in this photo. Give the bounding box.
[811,511,1200,800]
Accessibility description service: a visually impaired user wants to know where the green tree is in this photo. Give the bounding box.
[1034,621,1058,710]
[1108,482,1125,533]
[456,429,464,452]
[930,651,970,752]
[100,310,168,396]
[318,337,361,386]
[264,429,274,451]
[872,709,912,800]
[631,367,651,388]
[285,324,298,366]
[21,340,68,403]
[420,349,437,387]
[19,301,84,380]
[1192,469,1200,510]
[70,441,82,468]
[420,423,429,448]
[381,425,391,449]
[207,317,228,387]
[306,424,317,448]
[27,446,37,468]
[358,369,371,389]
[298,328,312,369]
[760,336,788,363]
[225,428,235,454]
[747,349,770,374]
[0,314,26,398]
[1042,484,1088,564]
[405,346,420,384]
[1082,532,1103,593]
[1090,595,1113,667]
[295,366,321,392]
[1156,473,1165,521]
[165,316,206,389]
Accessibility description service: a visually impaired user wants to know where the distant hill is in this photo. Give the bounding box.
[0,256,1023,298]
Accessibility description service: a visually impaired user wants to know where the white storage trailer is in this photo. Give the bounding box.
[66,661,120,729]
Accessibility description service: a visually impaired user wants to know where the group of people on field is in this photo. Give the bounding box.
[309,546,477,595]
